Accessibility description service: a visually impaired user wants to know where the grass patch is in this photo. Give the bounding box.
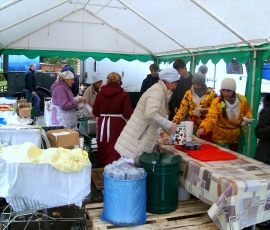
[0,81,7,86]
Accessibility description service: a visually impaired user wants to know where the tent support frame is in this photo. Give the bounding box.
[118,0,194,55]
[85,9,157,58]
[191,0,254,49]
[247,51,257,157]
[0,0,20,11]
[2,8,83,50]
[158,47,270,62]
[71,1,126,9]
[0,0,69,33]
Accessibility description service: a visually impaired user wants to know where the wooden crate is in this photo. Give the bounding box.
[85,198,218,230]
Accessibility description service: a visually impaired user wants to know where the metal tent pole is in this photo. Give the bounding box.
[0,0,69,32]
[118,0,194,56]
[247,51,257,157]
[0,0,21,11]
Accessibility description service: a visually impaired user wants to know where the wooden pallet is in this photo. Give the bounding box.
[91,168,104,190]
[85,198,218,230]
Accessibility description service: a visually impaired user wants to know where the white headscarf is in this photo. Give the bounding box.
[92,72,103,84]
[55,70,74,82]
[159,68,179,82]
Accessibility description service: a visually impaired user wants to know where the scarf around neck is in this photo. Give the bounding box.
[193,84,207,98]
[225,97,239,121]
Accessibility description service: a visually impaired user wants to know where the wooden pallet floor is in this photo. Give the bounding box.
[85,198,218,230]
[91,168,104,190]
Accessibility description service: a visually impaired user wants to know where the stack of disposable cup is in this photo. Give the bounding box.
[185,121,194,142]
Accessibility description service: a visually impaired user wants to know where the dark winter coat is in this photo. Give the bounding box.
[169,73,193,120]
[24,68,37,92]
[254,95,270,164]
[93,83,133,165]
[61,64,79,97]
[140,74,159,96]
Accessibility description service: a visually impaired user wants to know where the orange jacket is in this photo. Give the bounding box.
[173,88,216,131]
[199,94,252,144]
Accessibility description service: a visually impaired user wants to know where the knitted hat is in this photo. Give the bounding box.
[92,72,103,84]
[221,78,236,91]
[159,68,180,83]
[192,65,208,85]
[198,65,208,75]
[192,72,206,85]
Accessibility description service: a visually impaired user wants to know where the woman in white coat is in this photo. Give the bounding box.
[115,68,179,163]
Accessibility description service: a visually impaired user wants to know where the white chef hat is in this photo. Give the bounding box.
[92,72,103,84]
[159,68,180,83]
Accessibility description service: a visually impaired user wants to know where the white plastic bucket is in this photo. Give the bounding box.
[178,186,190,201]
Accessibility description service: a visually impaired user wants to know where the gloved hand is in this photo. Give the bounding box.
[169,122,177,134]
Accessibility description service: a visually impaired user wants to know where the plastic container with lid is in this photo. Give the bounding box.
[139,152,182,214]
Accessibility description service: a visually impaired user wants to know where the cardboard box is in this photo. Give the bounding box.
[16,99,27,115]
[18,103,32,118]
[47,128,79,148]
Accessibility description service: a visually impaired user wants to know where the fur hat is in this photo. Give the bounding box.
[159,68,180,83]
[192,65,208,85]
[221,78,236,91]
[92,72,103,84]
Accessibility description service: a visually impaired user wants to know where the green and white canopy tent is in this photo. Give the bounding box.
[1,0,270,157]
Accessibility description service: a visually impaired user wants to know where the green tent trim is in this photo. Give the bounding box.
[0,49,156,63]
[1,43,269,64]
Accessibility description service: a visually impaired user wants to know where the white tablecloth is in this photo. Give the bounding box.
[0,129,41,147]
[0,159,91,210]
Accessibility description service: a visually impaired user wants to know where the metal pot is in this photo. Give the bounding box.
[86,118,96,135]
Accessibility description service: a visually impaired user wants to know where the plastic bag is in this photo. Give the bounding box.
[126,169,141,180]
[81,104,93,117]
[101,173,147,226]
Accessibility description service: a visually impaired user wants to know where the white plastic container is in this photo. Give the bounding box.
[178,186,190,201]
[171,125,186,145]
[185,121,194,142]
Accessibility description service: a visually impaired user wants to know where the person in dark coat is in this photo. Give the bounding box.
[23,63,43,116]
[93,72,133,165]
[168,59,193,120]
[140,63,159,96]
[254,94,270,164]
[60,60,79,97]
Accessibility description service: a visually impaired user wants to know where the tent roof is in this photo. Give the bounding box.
[1,0,270,62]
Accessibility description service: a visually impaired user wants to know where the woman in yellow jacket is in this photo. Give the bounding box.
[197,78,252,153]
[173,65,216,142]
